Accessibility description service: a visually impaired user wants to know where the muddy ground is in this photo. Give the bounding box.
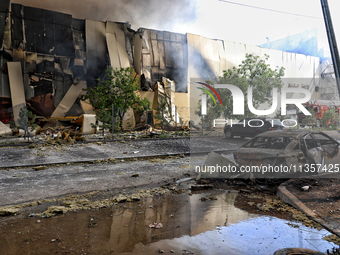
[285,178,340,221]
[1,130,340,254]
[0,180,336,255]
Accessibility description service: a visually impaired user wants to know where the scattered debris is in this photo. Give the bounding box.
[240,189,252,193]
[0,207,21,216]
[323,234,340,245]
[301,186,310,191]
[171,188,186,194]
[190,185,214,191]
[200,197,207,202]
[0,188,170,217]
[182,250,194,254]
[149,223,163,229]
[258,185,269,191]
[176,177,194,184]
[33,166,48,171]
[287,223,300,228]
[131,174,139,177]
[200,195,217,202]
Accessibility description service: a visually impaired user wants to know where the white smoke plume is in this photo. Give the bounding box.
[11,0,198,32]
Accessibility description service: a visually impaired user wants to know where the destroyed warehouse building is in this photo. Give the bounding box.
[0,1,190,133]
[0,0,325,134]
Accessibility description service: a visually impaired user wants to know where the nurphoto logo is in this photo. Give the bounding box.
[199,82,312,116]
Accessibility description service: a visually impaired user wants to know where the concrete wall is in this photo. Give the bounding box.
[187,33,321,124]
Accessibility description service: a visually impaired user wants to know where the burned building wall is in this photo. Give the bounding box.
[138,28,188,93]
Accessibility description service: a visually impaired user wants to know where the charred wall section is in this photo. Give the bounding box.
[139,28,188,92]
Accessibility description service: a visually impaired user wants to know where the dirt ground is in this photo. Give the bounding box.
[285,178,340,221]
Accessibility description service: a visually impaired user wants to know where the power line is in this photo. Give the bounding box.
[218,0,322,19]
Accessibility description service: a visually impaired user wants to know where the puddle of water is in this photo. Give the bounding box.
[0,191,335,255]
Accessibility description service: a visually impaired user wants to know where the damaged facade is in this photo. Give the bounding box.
[0,1,325,133]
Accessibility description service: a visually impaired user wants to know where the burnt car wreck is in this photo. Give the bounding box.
[233,130,340,178]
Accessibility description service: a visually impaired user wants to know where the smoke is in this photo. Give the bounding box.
[11,0,198,32]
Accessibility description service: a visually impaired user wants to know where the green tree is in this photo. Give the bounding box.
[196,54,285,127]
[81,67,151,132]
[10,106,37,132]
[321,108,339,129]
[195,80,223,130]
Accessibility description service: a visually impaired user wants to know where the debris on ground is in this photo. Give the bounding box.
[190,184,214,191]
[176,177,194,184]
[235,190,323,230]
[171,188,186,194]
[0,188,170,217]
[33,166,48,171]
[323,234,340,245]
[0,207,21,216]
[301,185,310,191]
[149,222,163,228]
[200,194,218,202]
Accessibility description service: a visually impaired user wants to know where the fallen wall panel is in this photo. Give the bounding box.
[51,81,86,118]
[0,120,11,136]
[7,62,26,123]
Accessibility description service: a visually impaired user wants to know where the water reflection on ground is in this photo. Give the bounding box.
[0,190,335,255]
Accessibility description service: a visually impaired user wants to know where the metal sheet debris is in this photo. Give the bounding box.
[0,120,11,136]
[106,22,130,68]
[51,81,86,118]
[7,62,26,124]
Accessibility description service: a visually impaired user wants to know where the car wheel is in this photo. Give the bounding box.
[225,129,234,139]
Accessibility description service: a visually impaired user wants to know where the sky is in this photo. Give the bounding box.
[10,0,340,54]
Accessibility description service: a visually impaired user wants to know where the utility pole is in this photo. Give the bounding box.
[321,0,340,97]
